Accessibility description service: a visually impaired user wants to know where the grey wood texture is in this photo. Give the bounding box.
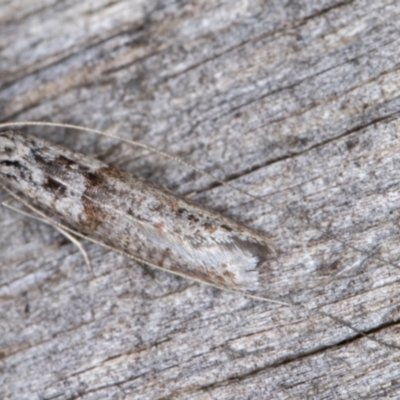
[1,0,400,399]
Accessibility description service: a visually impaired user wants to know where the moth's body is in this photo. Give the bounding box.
[0,130,273,291]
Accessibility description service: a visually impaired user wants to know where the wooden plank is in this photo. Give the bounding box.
[1,0,400,398]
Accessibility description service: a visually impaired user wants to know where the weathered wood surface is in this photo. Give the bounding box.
[2,0,400,398]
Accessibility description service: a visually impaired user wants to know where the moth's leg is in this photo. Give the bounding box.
[1,197,93,275]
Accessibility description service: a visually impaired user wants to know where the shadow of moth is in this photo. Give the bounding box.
[0,129,274,293]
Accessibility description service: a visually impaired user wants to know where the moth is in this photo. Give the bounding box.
[0,123,397,349]
[0,129,274,293]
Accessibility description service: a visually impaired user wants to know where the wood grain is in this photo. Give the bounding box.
[2,0,400,398]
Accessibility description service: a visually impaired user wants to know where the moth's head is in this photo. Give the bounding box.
[0,129,16,161]
[0,130,28,179]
